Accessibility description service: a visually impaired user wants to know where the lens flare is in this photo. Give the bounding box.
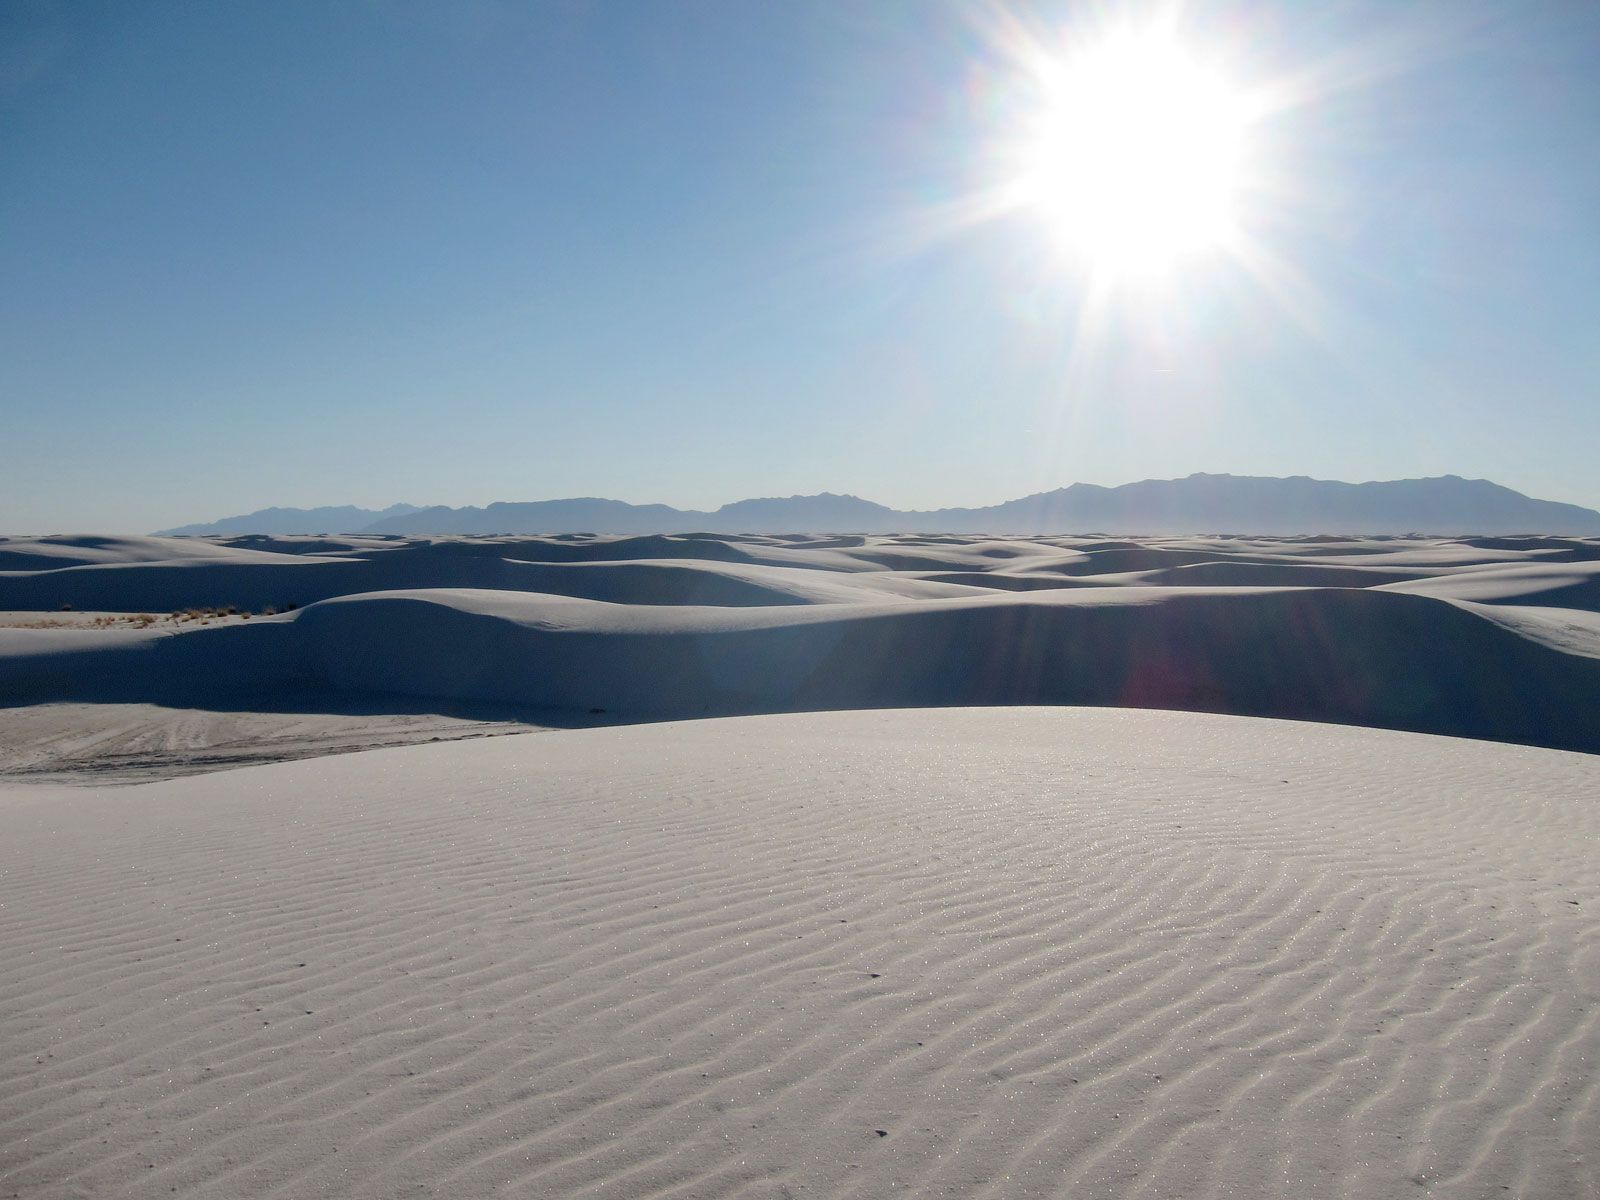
[1007,31,1254,272]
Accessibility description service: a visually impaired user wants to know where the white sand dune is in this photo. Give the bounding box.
[1377,559,1600,609]
[281,583,1599,748]
[1455,603,1600,660]
[1,708,1596,1198]
[0,535,313,572]
[0,699,549,783]
[4,533,1598,1195]
[3,533,1600,772]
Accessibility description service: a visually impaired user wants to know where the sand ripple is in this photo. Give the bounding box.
[2,708,1595,1198]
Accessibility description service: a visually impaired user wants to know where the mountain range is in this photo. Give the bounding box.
[158,503,425,537]
[155,475,1600,537]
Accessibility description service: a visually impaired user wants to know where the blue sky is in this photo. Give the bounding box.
[4,0,1599,532]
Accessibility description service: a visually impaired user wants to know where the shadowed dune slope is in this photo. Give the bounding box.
[3,532,1596,612]
[3,533,1598,757]
[5,582,1598,753]
[287,587,1600,751]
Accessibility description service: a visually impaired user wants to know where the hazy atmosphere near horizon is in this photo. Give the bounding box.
[4,0,1600,533]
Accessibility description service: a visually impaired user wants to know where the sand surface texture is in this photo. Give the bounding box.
[0,699,547,784]
[2,532,1598,777]
[1,708,1596,1199]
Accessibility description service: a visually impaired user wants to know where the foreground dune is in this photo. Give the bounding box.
[2,708,1596,1198]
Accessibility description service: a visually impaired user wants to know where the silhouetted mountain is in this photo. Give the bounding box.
[708,493,896,529]
[911,474,1600,535]
[157,476,1600,536]
[158,503,421,536]
[362,499,688,536]
[352,493,896,535]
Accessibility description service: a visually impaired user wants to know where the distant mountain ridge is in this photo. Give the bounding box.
[155,475,1600,537]
[159,503,423,537]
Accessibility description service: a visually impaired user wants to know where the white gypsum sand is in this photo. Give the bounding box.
[0,700,553,784]
[0,707,1596,1199]
[2,532,1600,776]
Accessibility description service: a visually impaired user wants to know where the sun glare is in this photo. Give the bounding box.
[1004,29,1258,275]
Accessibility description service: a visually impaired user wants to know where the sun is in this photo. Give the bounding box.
[1004,29,1257,275]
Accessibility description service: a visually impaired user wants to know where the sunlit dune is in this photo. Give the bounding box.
[3,708,1597,1198]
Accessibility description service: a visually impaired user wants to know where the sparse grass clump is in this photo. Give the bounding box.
[88,612,160,628]
[45,604,296,628]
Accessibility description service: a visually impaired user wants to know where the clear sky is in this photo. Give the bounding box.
[4,0,1599,533]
